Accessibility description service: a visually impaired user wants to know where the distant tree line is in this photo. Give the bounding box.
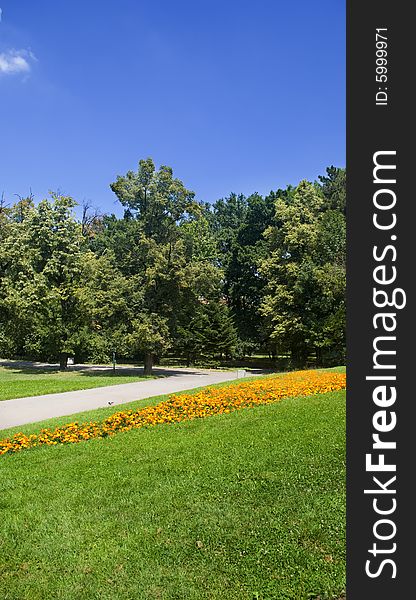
[0,160,345,373]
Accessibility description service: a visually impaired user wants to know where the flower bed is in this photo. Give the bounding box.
[0,370,346,455]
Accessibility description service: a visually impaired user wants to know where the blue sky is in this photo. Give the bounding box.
[0,1,345,217]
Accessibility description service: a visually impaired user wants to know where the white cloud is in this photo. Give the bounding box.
[0,49,35,75]
[0,9,37,78]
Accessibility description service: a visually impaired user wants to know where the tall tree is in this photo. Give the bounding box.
[319,166,346,214]
[0,195,89,368]
[261,178,345,366]
[76,250,131,363]
[0,163,346,371]
[0,197,35,357]
[212,192,276,354]
[108,158,201,373]
[110,158,199,241]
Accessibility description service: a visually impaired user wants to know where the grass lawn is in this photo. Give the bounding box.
[0,366,156,401]
[0,367,345,440]
[0,386,346,600]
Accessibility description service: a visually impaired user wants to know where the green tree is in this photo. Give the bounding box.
[177,299,237,365]
[110,157,199,241]
[212,192,276,354]
[127,313,171,375]
[107,158,201,373]
[0,197,35,357]
[0,163,345,373]
[0,194,93,368]
[261,178,345,366]
[174,260,226,366]
[76,250,131,363]
[198,300,237,361]
[319,166,346,214]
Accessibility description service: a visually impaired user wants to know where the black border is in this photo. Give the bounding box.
[347,1,414,596]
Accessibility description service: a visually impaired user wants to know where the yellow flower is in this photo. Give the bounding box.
[0,370,346,455]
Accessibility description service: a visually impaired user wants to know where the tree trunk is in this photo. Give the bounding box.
[316,347,322,367]
[59,353,68,371]
[144,352,153,376]
[291,348,308,369]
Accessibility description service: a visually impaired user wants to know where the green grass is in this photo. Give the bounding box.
[0,366,156,401]
[0,388,346,600]
[0,367,345,440]
[0,374,270,439]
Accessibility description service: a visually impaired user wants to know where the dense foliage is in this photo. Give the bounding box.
[0,160,345,371]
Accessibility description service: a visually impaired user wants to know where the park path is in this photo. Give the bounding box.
[0,368,248,431]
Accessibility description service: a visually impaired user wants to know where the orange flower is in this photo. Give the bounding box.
[0,370,346,456]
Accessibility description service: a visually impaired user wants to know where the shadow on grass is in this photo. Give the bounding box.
[0,361,154,378]
[0,360,225,379]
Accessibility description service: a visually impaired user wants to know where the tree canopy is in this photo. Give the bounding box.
[0,161,346,372]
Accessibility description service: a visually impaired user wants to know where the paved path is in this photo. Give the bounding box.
[0,368,249,431]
